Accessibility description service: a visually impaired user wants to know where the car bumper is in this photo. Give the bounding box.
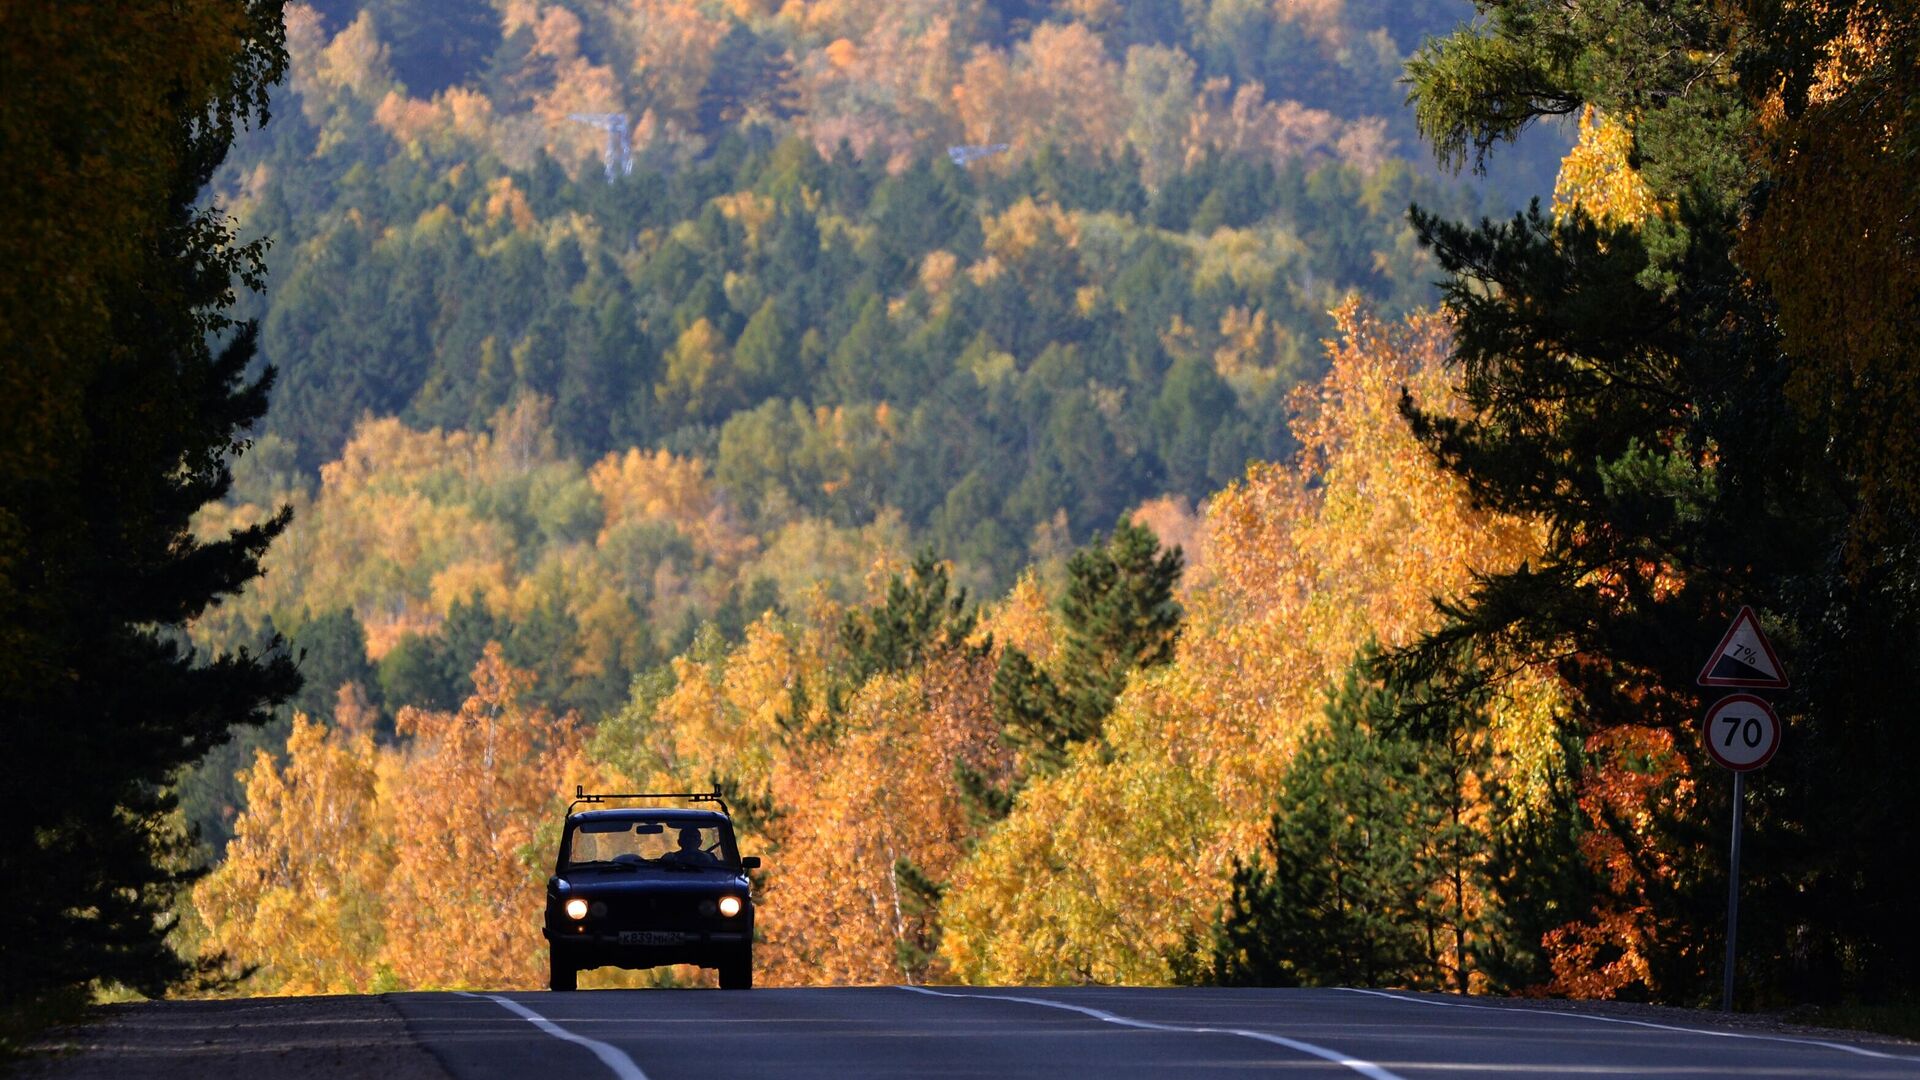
[546,928,751,970]
[545,927,750,947]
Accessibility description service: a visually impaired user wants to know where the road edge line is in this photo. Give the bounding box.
[455,991,650,1080]
[898,985,1408,1080]
[1336,988,1920,1064]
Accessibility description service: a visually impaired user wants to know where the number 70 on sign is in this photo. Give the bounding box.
[1702,693,1781,772]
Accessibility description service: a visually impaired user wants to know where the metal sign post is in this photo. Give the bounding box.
[1722,770,1744,1013]
[1697,612,1787,1013]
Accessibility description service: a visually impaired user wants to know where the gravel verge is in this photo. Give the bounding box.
[19,994,451,1080]
[1381,990,1920,1052]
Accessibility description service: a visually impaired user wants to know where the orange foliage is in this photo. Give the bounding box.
[763,649,1007,984]
[620,0,730,124]
[381,645,585,989]
[1128,496,1207,593]
[1544,727,1701,999]
[196,650,602,994]
[954,23,1123,155]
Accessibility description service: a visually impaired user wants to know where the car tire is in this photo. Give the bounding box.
[549,953,578,992]
[718,950,753,990]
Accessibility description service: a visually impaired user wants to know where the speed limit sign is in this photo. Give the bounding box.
[1703,693,1781,771]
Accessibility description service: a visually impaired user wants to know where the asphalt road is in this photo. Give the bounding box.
[391,986,1920,1079]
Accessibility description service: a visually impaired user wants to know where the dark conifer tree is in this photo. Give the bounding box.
[838,551,979,692]
[1206,658,1432,988]
[1399,0,1920,1002]
[0,1,300,1022]
[997,520,1183,777]
[288,607,380,722]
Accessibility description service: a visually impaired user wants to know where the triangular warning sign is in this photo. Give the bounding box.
[1697,606,1788,689]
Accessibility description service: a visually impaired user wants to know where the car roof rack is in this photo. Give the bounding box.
[568,785,730,817]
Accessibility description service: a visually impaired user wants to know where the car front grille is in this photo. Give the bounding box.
[601,895,723,927]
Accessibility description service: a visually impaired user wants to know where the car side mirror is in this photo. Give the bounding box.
[741,856,761,869]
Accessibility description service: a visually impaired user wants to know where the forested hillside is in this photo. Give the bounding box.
[12,0,1912,1042]
[181,0,1563,841]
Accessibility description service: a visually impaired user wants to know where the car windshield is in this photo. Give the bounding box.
[564,818,735,871]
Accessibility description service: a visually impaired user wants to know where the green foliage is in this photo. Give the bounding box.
[222,29,1499,580]
[1208,661,1432,987]
[840,552,979,692]
[1398,0,1920,1005]
[998,521,1183,775]
[289,607,382,722]
[891,856,946,980]
[1056,520,1185,728]
[1203,648,1494,990]
[379,633,461,713]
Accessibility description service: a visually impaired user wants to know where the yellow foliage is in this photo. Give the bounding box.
[918,249,959,295]
[197,651,600,994]
[940,300,1562,983]
[1212,305,1288,404]
[740,512,910,610]
[712,191,778,246]
[194,717,391,995]
[650,613,798,806]
[974,571,1058,663]
[592,445,757,571]
[1552,106,1663,228]
[940,721,1217,985]
[430,558,513,615]
[1741,4,1919,558]
[982,198,1080,265]
[656,317,733,415]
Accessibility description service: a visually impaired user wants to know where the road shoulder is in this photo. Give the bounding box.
[20,994,452,1080]
[1347,989,1920,1053]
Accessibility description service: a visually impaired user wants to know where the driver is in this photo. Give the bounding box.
[673,826,718,865]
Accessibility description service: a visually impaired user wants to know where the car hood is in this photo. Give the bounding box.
[553,870,749,897]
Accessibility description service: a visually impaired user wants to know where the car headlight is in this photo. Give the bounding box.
[718,895,743,918]
[564,898,589,921]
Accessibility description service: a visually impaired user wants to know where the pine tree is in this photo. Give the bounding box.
[1204,645,1503,991]
[1400,0,1920,1002]
[1056,519,1183,729]
[1207,659,1431,988]
[839,552,979,692]
[997,520,1182,775]
[696,25,799,134]
[289,607,380,723]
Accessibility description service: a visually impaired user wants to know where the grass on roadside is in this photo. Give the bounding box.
[1785,1001,1920,1043]
[0,987,92,1065]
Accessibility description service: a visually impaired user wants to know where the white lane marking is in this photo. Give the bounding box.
[1337,988,1920,1065]
[455,991,651,1080]
[899,985,1408,1080]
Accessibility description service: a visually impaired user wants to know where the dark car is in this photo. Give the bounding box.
[543,788,761,990]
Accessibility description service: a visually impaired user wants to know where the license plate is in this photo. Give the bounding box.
[619,931,686,946]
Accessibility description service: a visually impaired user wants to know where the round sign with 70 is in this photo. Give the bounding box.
[1702,693,1781,771]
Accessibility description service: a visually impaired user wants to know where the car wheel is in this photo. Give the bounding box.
[549,953,578,992]
[718,949,752,990]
